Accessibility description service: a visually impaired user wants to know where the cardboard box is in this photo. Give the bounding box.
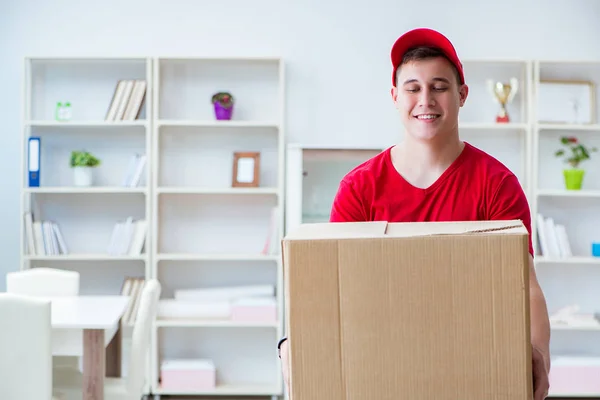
[282,220,533,400]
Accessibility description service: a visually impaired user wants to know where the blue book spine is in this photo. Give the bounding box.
[28,137,40,187]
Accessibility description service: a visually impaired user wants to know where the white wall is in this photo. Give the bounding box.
[1,0,600,289]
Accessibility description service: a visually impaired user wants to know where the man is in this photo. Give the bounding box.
[279,27,551,400]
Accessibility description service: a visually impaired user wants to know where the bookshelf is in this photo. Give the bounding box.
[531,60,600,398]
[20,57,152,387]
[151,57,285,397]
[285,59,600,398]
[21,55,285,398]
[21,55,151,300]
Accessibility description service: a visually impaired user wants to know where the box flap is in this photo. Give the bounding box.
[283,221,388,240]
[283,220,527,241]
[384,219,526,237]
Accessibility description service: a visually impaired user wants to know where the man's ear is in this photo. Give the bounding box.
[391,86,398,105]
[459,84,469,107]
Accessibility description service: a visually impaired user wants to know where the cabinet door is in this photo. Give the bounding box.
[286,147,383,234]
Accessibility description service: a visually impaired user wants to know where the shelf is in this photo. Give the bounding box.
[25,254,146,261]
[537,189,600,198]
[156,319,278,328]
[157,119,279,128]
[155,383,281,396]
[25,186,147,194]
[156,187,278,195]
[156,253,279,262]
[459,122,528,130]
[552,324,600,331]
[26,120,148,127]
[538,123,600,131]
[536,256,600,265]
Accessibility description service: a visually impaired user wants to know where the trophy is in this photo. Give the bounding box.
[487,78,518,123]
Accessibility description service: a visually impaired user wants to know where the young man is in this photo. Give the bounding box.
[279,28,551,400]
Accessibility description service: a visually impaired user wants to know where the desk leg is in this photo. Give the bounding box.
[83,329,105,400]
[106,320,122,377]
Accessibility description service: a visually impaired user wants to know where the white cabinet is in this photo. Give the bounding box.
[285,144,384,234]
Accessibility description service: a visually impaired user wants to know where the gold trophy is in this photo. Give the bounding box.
[487,78,518,123]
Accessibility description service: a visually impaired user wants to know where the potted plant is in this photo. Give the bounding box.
[70,150,101,187]
[211,92,234,120]
[555,136,597,190]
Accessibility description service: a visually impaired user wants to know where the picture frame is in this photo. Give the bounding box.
[537,79,596,124]
[232,151,260,187]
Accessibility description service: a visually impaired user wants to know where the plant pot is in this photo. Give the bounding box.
[563,168,585,190]
[73,167,93,187]
[214,102,233,120]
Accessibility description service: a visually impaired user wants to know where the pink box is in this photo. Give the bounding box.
[231,297,277,323]
[160,359,216,391]
[549,357,600,396]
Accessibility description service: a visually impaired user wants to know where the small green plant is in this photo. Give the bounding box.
[70,150,101,167]
[211,92,234,109]
[555,136,597,168]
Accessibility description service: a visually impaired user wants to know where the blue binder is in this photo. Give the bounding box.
[28,137,40,187]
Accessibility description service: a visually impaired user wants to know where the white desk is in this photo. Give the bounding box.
[51,296,129,330]
[51,295,130,400]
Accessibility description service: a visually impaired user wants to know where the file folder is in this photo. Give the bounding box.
[28,137,40,187]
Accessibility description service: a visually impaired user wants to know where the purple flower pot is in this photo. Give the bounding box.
[214,102,233,120]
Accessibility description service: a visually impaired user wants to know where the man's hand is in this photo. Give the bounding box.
[532,345,549,400]
[279,339,290,396]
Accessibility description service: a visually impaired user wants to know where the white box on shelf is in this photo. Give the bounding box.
[160,359,216,391]
[231,296,277,323]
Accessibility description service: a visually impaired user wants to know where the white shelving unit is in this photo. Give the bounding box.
[285,59,600,398]
[531,60,600,398]
[20,56,152,298]
[20,56,285,399]
[20,57,152,388]
[151,57,285,398]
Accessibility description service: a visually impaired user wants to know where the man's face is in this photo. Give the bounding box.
[391,57,468,141]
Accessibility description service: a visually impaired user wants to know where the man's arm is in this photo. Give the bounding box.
[528,253,551,369]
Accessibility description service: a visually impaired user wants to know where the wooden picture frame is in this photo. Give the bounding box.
[537,79,596,124]
[232,152,260,187]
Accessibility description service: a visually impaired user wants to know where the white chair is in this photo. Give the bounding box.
[0,292,58,400]
[6,268,79,296]
[53,279,162,400]
[6,268,81,372]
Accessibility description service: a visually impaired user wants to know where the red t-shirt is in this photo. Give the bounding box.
[330,142,534,256]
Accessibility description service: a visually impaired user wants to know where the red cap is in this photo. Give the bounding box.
[390,28,465,86]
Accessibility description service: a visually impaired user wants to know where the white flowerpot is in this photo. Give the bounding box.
[73,167,93,187]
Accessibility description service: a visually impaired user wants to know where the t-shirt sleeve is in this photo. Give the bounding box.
[329,179,367,222]
[488,174,534,256]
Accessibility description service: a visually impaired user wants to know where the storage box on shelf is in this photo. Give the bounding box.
[151,57,285,397]
[531,60,600,398]
[21,56,151,299]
